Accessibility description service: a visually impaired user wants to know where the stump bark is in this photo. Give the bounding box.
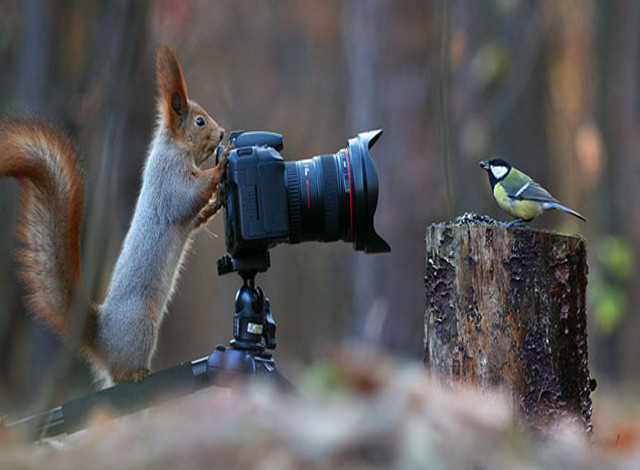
[424,220,593,432]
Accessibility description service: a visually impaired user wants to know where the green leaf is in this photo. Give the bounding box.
[593,285,627,335]
[600,236,634,281]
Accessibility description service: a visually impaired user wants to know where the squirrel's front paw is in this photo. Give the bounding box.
[217,142,233,167]
[194,143,231,228]
[195,197,222,228]
[213,142,232,189]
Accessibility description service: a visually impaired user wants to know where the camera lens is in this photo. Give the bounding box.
[284,130,390,253]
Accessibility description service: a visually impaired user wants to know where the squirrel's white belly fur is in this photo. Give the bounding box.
[98,145,195,374]
[98,219,192,373]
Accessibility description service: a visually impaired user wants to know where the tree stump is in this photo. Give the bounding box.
[424,215,593,432]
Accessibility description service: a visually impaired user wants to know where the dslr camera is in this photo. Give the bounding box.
[216,129,390,265]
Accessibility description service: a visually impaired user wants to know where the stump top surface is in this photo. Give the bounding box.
[430,212,585,243]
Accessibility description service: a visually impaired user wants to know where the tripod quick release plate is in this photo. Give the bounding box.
[217,252,270,276]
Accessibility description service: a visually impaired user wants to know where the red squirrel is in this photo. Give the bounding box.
[0,45,229,387]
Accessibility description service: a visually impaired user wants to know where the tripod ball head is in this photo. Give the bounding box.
[231,275,276,351]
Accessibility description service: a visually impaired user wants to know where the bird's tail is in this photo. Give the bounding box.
[543,201,587,222]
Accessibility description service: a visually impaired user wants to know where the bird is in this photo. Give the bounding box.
[479,158,586,226]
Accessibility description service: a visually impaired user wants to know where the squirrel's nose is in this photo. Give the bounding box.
[219,130,225,141]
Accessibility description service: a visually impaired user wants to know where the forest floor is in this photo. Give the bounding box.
[0,348,638,469]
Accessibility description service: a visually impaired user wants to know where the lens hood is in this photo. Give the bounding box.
[347,129,391,254]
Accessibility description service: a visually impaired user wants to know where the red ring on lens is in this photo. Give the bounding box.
[345,148,354,242]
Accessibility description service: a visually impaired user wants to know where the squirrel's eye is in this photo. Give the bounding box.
[195,117,205,127]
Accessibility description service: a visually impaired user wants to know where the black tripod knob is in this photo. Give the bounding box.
[263,298,276,349]
[233,283,265,346]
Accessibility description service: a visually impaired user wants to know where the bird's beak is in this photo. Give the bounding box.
[479,160,490,170]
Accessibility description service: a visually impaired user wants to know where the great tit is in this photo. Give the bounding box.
[479,158,586,225]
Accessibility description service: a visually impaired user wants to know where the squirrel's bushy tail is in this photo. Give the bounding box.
[0,117,85,337]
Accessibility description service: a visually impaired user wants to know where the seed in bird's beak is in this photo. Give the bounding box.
[479,160,490,170]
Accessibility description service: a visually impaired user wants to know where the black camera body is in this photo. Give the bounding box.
[217,129,390,262]
[220,131,289,256]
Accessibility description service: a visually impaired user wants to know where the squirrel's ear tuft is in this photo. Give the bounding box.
[156,45,189,131]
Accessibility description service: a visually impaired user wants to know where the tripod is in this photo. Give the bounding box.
[207,251,291,389]
[5,251,290,438]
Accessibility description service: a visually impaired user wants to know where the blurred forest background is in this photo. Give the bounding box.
[0,0,638,412]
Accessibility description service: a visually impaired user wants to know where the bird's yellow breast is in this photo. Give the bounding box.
[493,184,542,221]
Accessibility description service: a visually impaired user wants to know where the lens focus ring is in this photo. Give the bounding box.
[319,156,340,241]
[285,164,302,243]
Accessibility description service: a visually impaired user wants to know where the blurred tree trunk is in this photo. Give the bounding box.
[544,2,594,222]
[14,0,58,403]
[343,0,433,353]
[15,0,49,112]
[596,0,640,379]
[343,0,386,344]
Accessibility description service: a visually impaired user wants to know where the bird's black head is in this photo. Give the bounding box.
[479,158,512,188]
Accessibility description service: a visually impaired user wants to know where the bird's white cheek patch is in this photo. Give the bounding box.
[491,166,508,179]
